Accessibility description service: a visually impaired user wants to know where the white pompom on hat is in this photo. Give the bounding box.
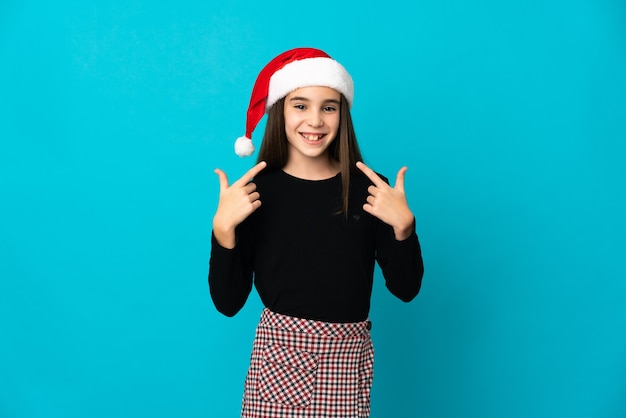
[234,47,354,157]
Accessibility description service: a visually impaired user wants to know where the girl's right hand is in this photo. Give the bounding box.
[212,161,267,249]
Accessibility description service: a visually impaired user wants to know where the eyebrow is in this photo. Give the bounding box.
[289,96,341,105]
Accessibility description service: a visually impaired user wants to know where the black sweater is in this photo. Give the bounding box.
[208,168,424,323]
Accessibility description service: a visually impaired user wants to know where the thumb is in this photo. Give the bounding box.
[394,166,408,192]
[214,168,229,190]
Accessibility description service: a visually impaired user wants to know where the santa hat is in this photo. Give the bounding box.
[234,47,354,157]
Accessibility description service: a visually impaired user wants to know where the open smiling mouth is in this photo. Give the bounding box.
[301,133,325,142]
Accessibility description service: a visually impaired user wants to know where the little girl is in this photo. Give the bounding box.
[209,47,424,418]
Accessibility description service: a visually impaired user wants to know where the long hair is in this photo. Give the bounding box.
[257,94,363,216]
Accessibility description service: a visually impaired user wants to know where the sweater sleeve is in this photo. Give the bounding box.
[208,223,254,317]
[375,220,424,302]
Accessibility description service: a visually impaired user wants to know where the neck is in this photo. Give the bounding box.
[282,155,340,180]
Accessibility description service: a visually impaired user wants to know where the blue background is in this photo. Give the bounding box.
[1,0,625,417]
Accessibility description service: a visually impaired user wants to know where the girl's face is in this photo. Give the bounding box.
[283,86,340,165]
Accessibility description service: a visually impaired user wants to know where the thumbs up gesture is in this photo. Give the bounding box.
[356,161,415,241]
[213,161,267,248]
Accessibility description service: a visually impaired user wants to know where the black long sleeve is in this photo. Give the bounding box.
[208,231,253,317]
[208,168,423,322]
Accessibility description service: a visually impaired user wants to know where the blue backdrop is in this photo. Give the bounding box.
[1,0,625,417]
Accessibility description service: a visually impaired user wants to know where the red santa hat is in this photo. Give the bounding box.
[234,47,354,157]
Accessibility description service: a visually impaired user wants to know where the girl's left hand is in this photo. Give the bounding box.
[356,161,415,241]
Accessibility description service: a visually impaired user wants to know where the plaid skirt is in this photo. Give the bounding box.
[241,308,374,418]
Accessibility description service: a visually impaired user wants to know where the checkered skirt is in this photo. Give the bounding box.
[241,308,374,418]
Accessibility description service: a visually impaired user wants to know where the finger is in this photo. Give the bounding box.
[362,203,374,216]
[244,182,257,194]
[356,161,386,188]
[395,166,408,192]
[214,168,229,190]
[366,195,376,205]
[251,199,263,211]
[234,161,267,187]
[367,185,378,197]
[249,191,261,203]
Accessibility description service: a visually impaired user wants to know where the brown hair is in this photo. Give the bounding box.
[257,94,363,215]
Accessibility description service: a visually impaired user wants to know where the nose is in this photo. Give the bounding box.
[307,111,324,128]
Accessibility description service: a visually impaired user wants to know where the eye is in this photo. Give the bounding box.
[294,104,306,110]
[323,106,337,112]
